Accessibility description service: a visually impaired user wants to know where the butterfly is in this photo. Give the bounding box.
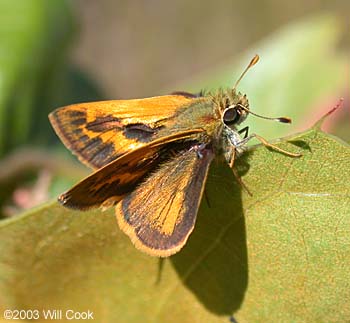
[49,55,300,257]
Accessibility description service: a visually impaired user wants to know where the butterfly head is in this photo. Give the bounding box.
[221,94,250,129]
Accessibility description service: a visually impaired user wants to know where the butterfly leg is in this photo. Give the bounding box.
[189,143,212,205]
[191,143,213,205]
[228,146,252,196]
[237,133,301,157]
[238,126,249,139]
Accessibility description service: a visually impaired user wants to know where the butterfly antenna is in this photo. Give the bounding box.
[233,54,260,91]
[239,104,292,124]
[234,55,291,125]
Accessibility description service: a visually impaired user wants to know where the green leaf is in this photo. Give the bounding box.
[0,123,348,322]
[179,14,347,140]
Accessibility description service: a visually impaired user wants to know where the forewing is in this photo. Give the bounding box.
[115,145,214,257]
[49,95,197,169]
[58,130,204,210]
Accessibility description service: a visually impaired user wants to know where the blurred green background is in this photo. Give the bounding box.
[0,1,348,217]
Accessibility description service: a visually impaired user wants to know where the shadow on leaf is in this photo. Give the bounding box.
[289,139,311,152]
[171,158,248,315]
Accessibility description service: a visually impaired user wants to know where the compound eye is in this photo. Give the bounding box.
[223,106,240,125]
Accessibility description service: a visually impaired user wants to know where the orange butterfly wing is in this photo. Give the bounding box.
[115,145,214,257]
[58,130,204,210]
[49,95,197,169]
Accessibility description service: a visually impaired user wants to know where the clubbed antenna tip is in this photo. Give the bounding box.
[276,117,292,124]
[233,54,260,90]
